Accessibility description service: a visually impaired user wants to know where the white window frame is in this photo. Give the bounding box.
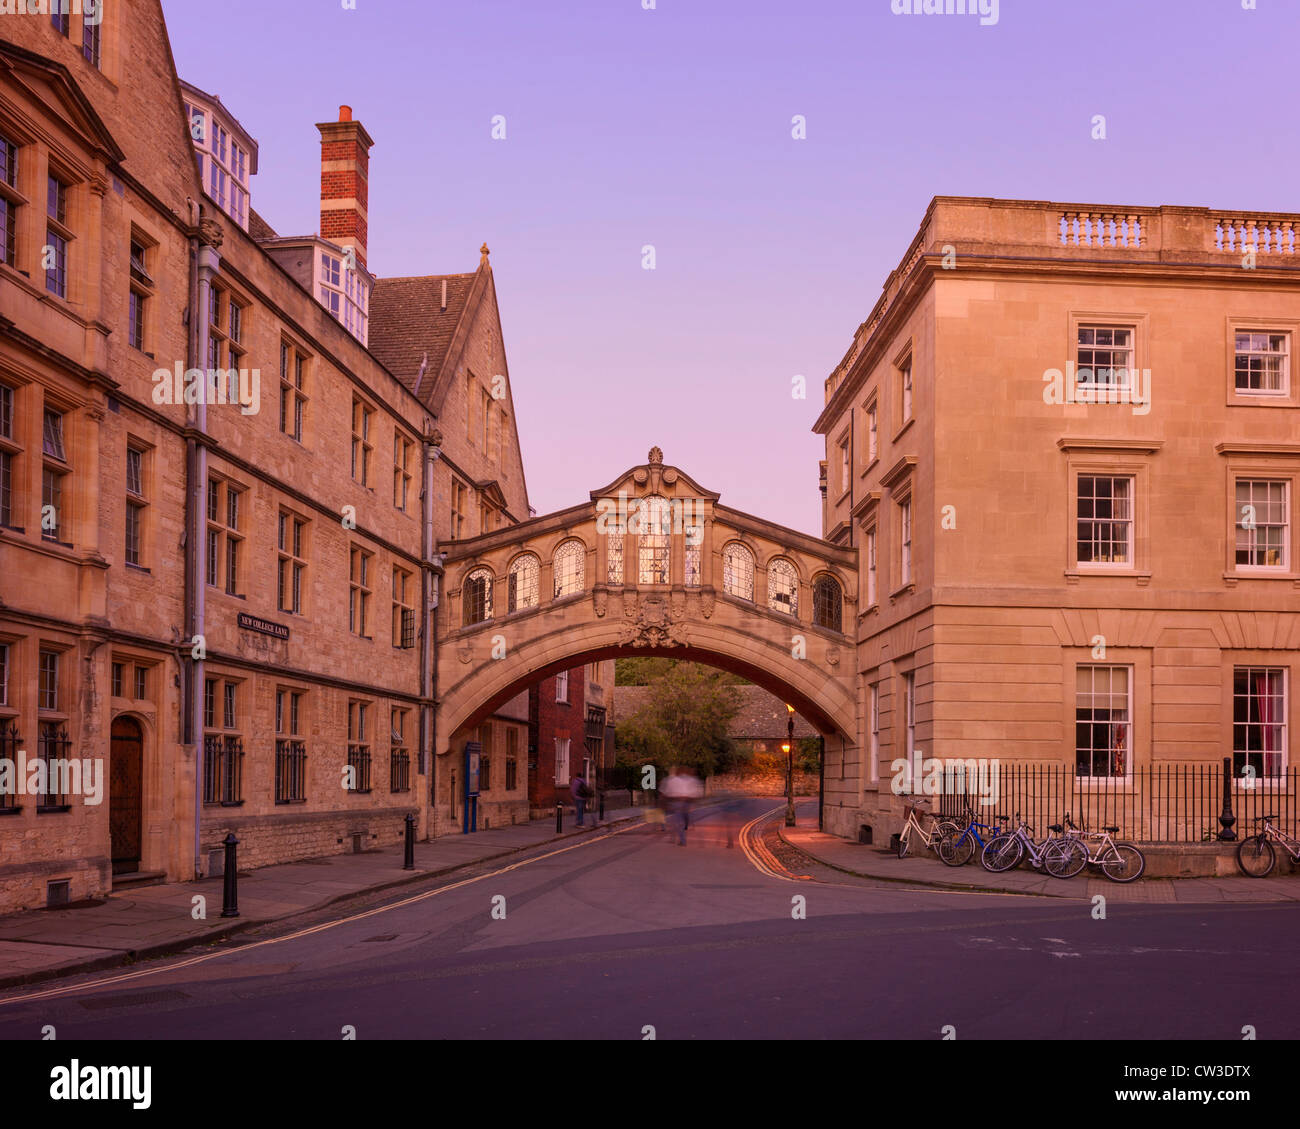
[555,736,570,785]
[1234,478,1289,572]
[1075,473,1135,569]
[1074,663,1133,781]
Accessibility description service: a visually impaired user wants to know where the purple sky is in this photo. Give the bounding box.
[163,0,1299,536]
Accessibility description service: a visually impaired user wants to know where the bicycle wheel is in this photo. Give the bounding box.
[940,829,974,867]
[981,833,1023,873]
[1236,835,1276,878]
[897,826,912,859]
[1045,838,1088,879]
[1100,843,1145,883]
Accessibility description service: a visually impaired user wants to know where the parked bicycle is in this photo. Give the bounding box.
[980,814,1062,873]
[937,803,1009,867]
[1044,815,1146,883]
[1236,814,1300,878]
[896,796,962,859]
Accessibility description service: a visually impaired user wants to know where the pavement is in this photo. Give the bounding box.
[0,800,651,989]
[779,822,1300,903]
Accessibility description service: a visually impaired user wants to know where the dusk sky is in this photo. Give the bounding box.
[163,0,1299,535]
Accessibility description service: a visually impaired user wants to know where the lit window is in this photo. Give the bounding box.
[553,540,585,598]
[463,567,493,625]
[722,542,754,601]
[767,558,798,615]
[507,554,539,612]
[637,496,670,584]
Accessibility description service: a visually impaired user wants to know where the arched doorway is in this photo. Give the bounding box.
[109,716,144,875]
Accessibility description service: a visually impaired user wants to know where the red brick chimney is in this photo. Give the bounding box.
[316,105,374,270]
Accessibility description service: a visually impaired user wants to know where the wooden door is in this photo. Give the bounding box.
[110,716,143,875]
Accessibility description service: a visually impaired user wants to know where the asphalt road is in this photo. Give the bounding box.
[1,798,1296,1041]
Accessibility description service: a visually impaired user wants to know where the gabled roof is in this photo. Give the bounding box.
[0,43,125,166]
[368,272,476,402]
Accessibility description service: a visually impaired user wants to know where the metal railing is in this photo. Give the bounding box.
[933,761,1298,843]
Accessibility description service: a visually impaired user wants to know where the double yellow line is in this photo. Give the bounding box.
[737,806,812,882]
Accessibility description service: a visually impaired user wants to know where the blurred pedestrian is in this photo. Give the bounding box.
[661,765,703,845]
[571,774,595,827]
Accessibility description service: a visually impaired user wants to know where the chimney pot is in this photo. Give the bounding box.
[339,105,352,122]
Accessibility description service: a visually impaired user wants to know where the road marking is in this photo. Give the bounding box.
[0,821,646,1008]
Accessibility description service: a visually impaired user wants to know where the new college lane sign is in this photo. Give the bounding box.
[237,613,290,641]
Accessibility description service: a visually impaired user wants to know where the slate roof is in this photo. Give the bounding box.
[613,684,817,739]
[367,272,477,399]
[247,208,278,242]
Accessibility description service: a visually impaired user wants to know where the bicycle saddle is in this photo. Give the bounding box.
[1103,825,1119,833]
[1048,824,1063,833]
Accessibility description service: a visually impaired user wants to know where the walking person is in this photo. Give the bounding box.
[660,765,701,846]
[571,774,595,828]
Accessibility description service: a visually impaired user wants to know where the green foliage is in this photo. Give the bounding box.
[614,663,742,778]
[616,658,748,686]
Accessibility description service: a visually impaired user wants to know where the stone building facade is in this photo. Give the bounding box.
[815,197,1300,843]
[0,1,535,912]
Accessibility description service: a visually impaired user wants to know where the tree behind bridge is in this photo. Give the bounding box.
[614,662,741,781]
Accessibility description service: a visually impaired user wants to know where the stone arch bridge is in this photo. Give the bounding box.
[434,448,860,823]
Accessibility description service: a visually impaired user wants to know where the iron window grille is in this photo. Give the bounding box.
[390,747,411,793]
[203,734,244,805]
[0,721,22,812]
[36,723,71,811]
[275,739,307,804]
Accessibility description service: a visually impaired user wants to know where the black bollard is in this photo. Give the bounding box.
[220,832,239,918]
[555,801,563,833]
[598,790,605,822]
[1216,755,1238,841]
[403,813,416,870]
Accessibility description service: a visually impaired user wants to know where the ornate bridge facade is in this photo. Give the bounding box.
[434,448,861,825]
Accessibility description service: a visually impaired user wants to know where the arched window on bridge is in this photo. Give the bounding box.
[722,542,754,601]
[637,495,671,585]
[463,567,493,626]
[812,574,842,632]
[507,553,539,613]
[684,523,702,587]
[553,539,585,598]
[768,558,798,616]
[606,529,624,585]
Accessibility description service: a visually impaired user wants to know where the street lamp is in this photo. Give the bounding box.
[784,703,796,827]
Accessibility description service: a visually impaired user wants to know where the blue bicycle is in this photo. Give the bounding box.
[937,803,1009,867]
